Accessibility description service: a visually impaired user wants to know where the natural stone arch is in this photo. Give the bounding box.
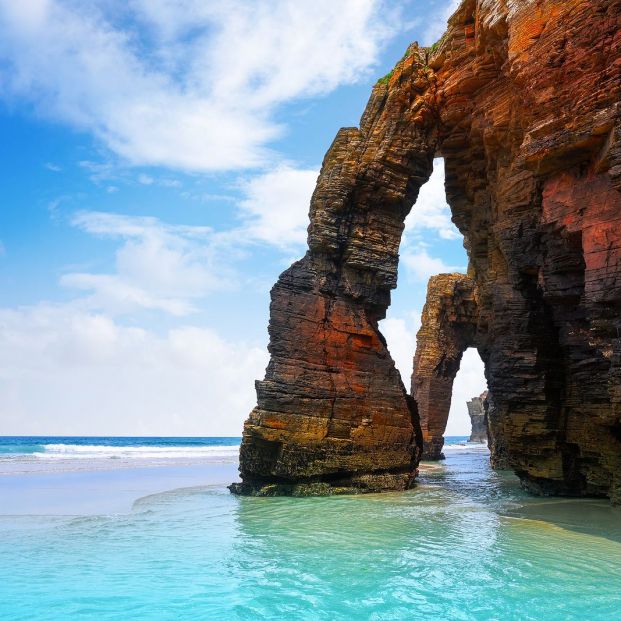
[230,44,440,496]
[411,274,479,460]
[233,0,621,501]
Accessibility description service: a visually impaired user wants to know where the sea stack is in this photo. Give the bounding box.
[467,392,488,443]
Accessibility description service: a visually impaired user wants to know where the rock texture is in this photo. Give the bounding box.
[485,392,510,470]
[467,392,488,443]
[229,60,438,496]
[411,273,478,459]
[234,0,621,501]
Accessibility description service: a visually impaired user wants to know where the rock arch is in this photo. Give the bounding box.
[229,57,439,496]
[411,274,479,460]
[232,0,621,501]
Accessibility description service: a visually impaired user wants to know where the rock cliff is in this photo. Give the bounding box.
[233,0,621,501]
[467,392,488,443]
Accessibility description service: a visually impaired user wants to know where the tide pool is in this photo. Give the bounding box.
[0,443,620,620]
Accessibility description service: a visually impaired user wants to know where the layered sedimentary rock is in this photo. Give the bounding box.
[411,274,478,459]
[434,0,621,500]
[467,392,488,443]
[230,57,438,495]
[485,392,510,470]
[234,0,621,501]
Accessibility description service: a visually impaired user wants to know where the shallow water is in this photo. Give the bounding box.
[1,445,620,620]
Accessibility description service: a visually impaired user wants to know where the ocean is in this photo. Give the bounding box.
[1,436,620,620]
[0,435,241,462]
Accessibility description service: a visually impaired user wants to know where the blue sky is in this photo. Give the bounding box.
[0,0,485,436]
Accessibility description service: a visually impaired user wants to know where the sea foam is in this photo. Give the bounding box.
[34,443,239,460]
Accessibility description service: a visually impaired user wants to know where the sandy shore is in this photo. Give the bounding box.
[0,446,484,517]
[0,462,239,516]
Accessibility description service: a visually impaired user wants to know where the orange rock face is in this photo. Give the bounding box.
[229,74,436,495]
[233,0,621,501]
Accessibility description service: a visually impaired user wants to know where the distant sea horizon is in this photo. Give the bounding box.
[0,434,478,467]
[0,434,474,449]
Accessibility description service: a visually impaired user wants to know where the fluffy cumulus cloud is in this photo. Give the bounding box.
[62,211,236,316]
[236,164,318,251]
[0,207,274,435]
[0,304,267,435]
[0,0,395,171]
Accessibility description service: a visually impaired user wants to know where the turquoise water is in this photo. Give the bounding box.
[1,441,620,620]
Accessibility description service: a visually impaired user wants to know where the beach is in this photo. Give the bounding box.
[1,437,620,620]
[0,437,241,515]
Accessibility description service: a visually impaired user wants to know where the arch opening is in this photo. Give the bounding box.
[382,157,489,462]
[444,347,488,457]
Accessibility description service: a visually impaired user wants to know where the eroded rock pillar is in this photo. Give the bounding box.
[467,392,488,443]
[231,47,439,495]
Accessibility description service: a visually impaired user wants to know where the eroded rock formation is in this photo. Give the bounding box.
[233,0,621,501]
[467,392,488,443]
[485,392,510,470]
[412,274,478,459]
[229,63,437,496]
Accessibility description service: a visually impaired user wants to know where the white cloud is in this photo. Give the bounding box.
[404,159,461,242]
[62,211,235,316]
[237,164,318,251]
[0,303,267,435]
[421,0,461,46]
[44,161,62,172]
[137,173,154,185]
[381,310,421,387]
[57,162,320,317]
[447,348,487,435]
[401,247,464,283]
[0,0,398,172]
[382,311,487,437]
[399,160,465,283]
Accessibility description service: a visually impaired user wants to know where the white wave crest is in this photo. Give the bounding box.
[443,442,488,452]
[34,444,239,460]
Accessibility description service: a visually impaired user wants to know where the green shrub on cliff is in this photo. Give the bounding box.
[376,69,394,86]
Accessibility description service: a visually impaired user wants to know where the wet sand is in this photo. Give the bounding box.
[0,462,239,516]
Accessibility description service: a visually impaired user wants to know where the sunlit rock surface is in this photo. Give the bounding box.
[233,0,621,501]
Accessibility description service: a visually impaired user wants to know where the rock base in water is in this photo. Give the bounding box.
[229,471,417,497]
